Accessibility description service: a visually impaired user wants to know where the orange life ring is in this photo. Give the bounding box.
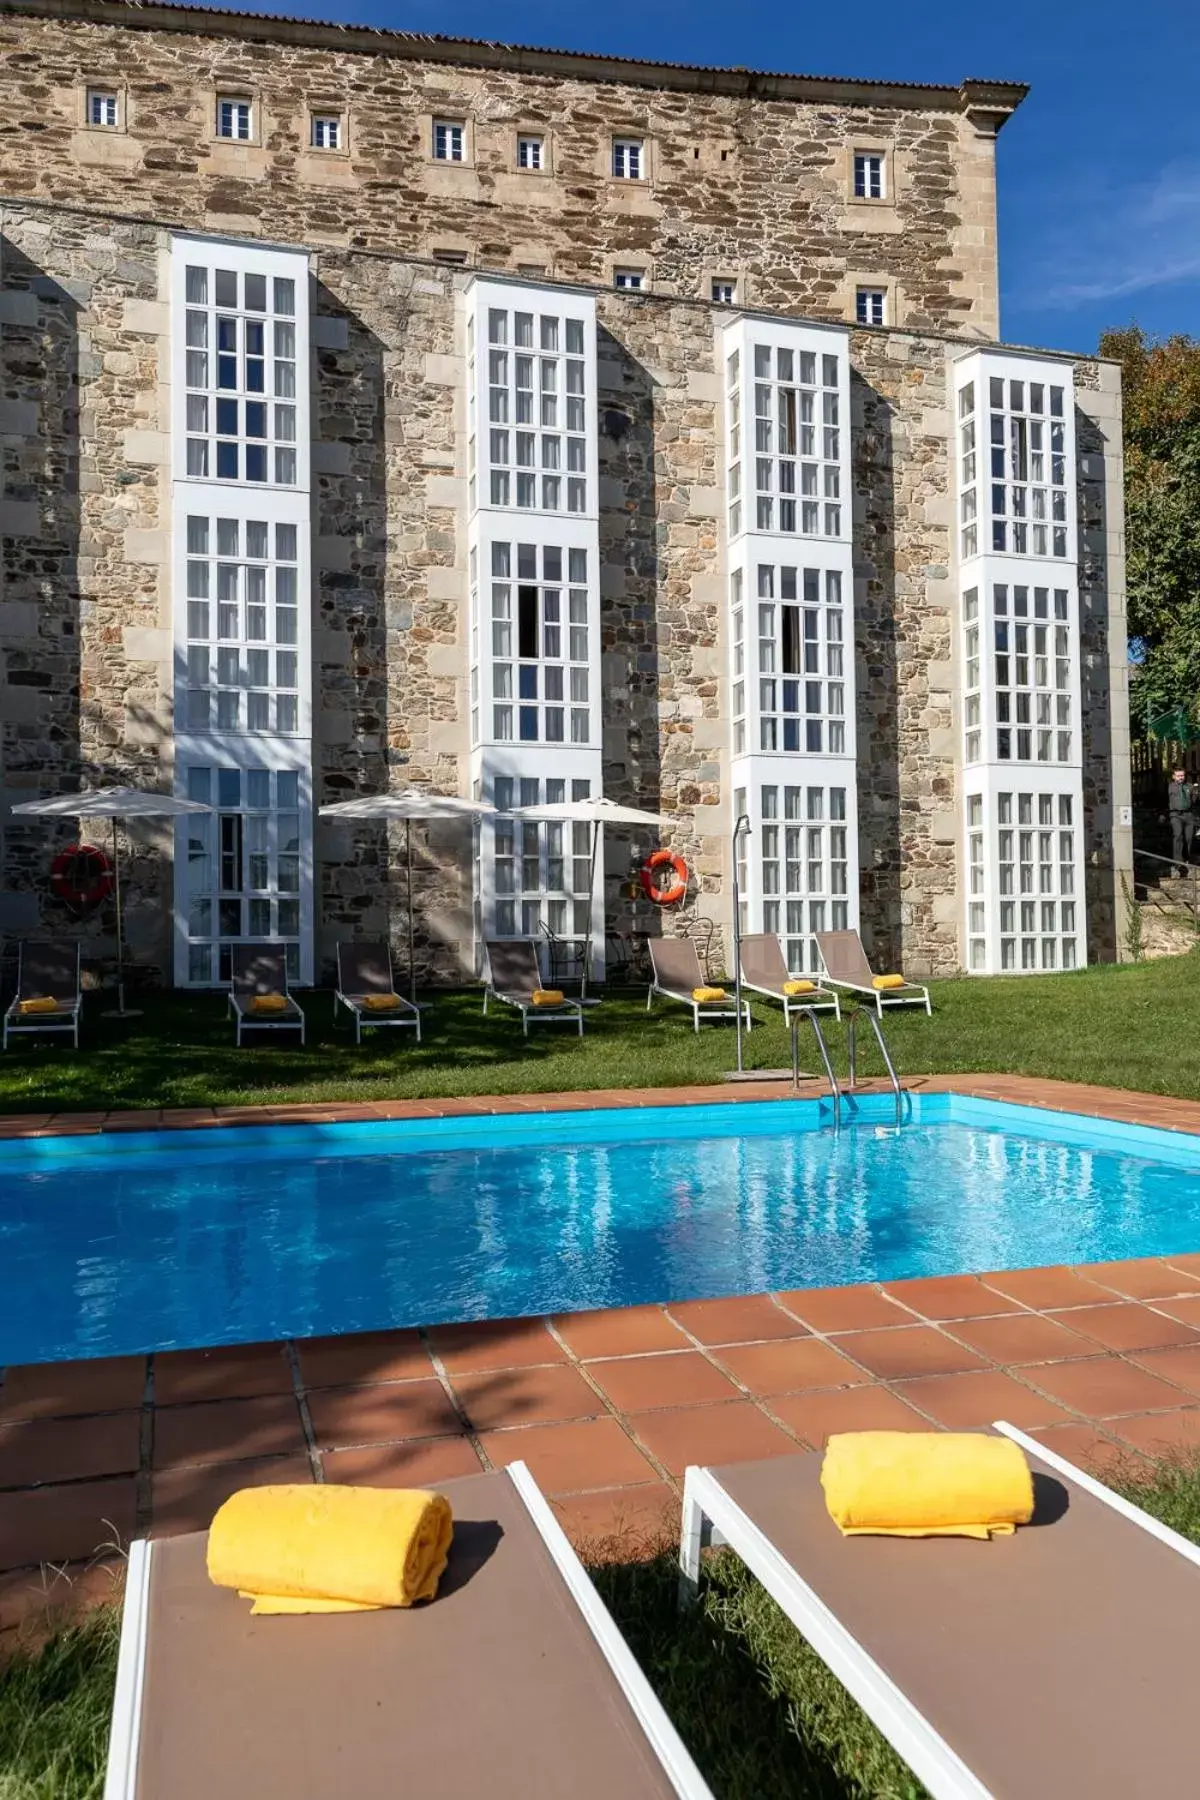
[640,848,688,906]
[51,844,113,914]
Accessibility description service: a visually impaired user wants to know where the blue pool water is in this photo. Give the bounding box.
[5,1093,1200,1365]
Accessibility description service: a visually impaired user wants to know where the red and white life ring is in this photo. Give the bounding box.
[639,848,688,906]
[50,844,113,915]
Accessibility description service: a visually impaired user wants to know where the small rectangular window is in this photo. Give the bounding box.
[310,114,342,151]
[855,287,886,327]
[433,119,465,162]
[88,90,119,129]
[217,96,253,141]
[613,269,644,291]
[711,279,737,305]
[517,134,544,171]
[433,248,468,265]
[612,137,644,180]
[853,152,885,199]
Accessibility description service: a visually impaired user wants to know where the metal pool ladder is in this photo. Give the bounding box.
[791,1010,842,1127]
[847,1006,905,1127]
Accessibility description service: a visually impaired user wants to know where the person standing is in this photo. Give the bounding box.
[1169,768,1195,874]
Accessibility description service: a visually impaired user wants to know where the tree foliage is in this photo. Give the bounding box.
[1099,326,1200,734]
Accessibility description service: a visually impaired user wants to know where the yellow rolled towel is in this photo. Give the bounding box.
[692,985,727,1003]
[531,987,565,1007]
[363,993,402,1012]
[17,996,61,1015]
[783,979,816,996]
[872,974,907,991]
[207,1484,454,1615]
[249,993,289,1014]
[821,1432,1034,1540]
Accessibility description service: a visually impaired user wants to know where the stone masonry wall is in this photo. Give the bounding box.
[0,198,1128,986]
[0,4,1012,337]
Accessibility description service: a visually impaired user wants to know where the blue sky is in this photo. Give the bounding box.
[238,0,1196,353]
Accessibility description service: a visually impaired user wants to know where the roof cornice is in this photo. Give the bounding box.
[0,0,1029,120]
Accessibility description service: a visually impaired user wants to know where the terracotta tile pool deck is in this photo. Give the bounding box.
[6,1071,1200,1640]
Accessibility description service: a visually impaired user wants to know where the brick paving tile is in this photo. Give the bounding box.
[149,1454,314,1536]
[627,1400,799,1479]
[294,1330,434,1389]
[152,1394,307,1468]
[1078,1259,1200,1301]
[713,1337,866,1398]
[767,1386,928,1448]
[478,1417,656,1495]
[1149,1296,1200,1328]
[773,1285,915,1334]
[979,1266,1113,1311]
[1163,1253,1200,1280]
[1025,1422,1143,1476]
[941,1312,1089,1365]
[0,1114,54,1135]
[552,1305,689,1360]
[880,1275,1024,1321]
[666,1293,808,1346]
[321,1439,485,1487]
[1019,1356,1191,1419]
[585,1352,741,1413]
[425,1317,565,1373]
[833,1326,988,1382]
[97,1111,164,1131]
[449,1365,601,1433]
[550,1483,679,1557]
[0,1478,137,1572]
[1045,1304,1200,1354]
[306,1379,464,1448]
[1106,1408,1200,1457]
[1127,1344,1200,1395]
[153,1342,295,1404]
[0,1356,146,1422]
[0,1413,142,1488]
[892,1370,1073,1431]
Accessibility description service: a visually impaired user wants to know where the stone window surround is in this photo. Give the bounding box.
[608,133,654,184]
[431,244,472,266]
[704,267,745,308]
[514,128,550,175]
[213,91,259,146]
[82,85,124,131]
[609,259,651,292]
[429,114,471,166]
[845,140,899,208]
[306,107,349,157]
[844,271,901,330]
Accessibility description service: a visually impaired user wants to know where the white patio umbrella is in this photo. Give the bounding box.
[511,795,673,1001]
[10,787,212,1018]
[318,789,495,1000]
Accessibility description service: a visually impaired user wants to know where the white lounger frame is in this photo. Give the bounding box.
[482,984,584,1037]
[646,982,752,1035]
[678,1420,1200,1800]
[334,988,422,1046]
[818,968,931,1020]
[105,1460,711,1800]
[739,979,841,1026]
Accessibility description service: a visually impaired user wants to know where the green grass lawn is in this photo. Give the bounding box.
[5,1452,1198,1800]
[2,949,1200,1115]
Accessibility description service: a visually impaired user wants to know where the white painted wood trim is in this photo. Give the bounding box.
[104,1537,153,1800]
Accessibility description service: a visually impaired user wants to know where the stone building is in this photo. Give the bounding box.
[0,0,1131,989]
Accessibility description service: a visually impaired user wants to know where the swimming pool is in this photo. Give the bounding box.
[4,1093,1200,1365]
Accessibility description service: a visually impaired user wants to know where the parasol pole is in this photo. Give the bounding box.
[102,815,140,1019]
[580,818,600,1003]
[406,817,417,1004]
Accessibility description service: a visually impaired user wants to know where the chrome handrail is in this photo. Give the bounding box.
[847,1006,903,1127]
[792,1009,841,1127]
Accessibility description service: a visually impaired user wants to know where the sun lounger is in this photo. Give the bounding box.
[105,1461,712,1800]
[2,940,82,1050]
[483,938,584,1037]
[738,932,841,1024]
[335,942,421,1045]
[646,937,751,1034]
[679,1422,1200,1799]
[227,945,306,1047]
[815,928,931,1017]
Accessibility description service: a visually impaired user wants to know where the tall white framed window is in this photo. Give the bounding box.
[517,134,544,170]
[853,152,885,199]
[433,119,465,162]
[182,512,303,738]
[216,96,253,141]
[755,563,847,754]
[747,341,843,538]
[856,288,886,327]
[490,773,594,941]
[480,304,589,515]
[487,540,592,746]
[179,261,301,488]
[613,269,645,291]
[310,113,342,150]
[986,374,1070,558]
[181,762,309,986]
[991,582,1074,765]
[612,137,644,179]
[88,90,119,128]
[759,781,852,974]
[712,279,737,305]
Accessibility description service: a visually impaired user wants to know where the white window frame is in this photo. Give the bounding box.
[613,269,645,291]
[855,288,886,327]
[853,151,886,200]
[725,319,849,544]
[87,89,119,129]
[433,119,466,163]
[711,279,737,305]
[517,134,544,171]
[216,96,254,142]
[612,137,645,180]
[310,113,342,151]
